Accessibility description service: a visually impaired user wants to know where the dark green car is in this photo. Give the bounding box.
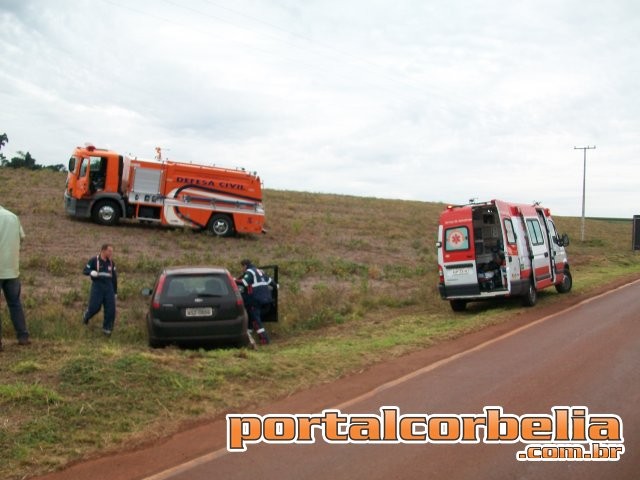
[143,266,250,348]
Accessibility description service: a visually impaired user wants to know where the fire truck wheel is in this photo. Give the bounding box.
[450,300,467,312]
[207,214,235,237]
[522,280,537,307]
[92,200,121,226]
[555,270,573,293]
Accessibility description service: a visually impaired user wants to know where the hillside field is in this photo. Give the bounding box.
[0,167,639,479]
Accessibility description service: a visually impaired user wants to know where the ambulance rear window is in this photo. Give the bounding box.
[445,226,469,251]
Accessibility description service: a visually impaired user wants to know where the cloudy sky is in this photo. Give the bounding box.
[1,0,638,218]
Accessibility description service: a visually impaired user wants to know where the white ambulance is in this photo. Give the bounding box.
[436,199,572,311]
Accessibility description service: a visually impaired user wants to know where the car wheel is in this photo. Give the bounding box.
[237,331,256,349]
[207,214,234,237]
[147,316,165,348]
[555,270,572,293]
[148,337,165,348]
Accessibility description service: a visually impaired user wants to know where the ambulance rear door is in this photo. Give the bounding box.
[438,213,481,297]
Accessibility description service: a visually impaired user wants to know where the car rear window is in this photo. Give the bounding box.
[163,274,231,300]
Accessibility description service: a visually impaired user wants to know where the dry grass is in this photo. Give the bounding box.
[0,167,638,479]
[1,169,446,339]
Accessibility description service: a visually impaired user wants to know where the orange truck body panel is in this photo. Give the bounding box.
[64,145,265,236]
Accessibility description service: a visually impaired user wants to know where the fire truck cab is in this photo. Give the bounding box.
[437,199,572,311]
[64,144,265,237]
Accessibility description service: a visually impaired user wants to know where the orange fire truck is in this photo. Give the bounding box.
[64,144,265,236]
[437,199,572,311]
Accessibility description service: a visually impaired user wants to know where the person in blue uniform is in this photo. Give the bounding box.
[82,243,118,336]
[237,259,273,344]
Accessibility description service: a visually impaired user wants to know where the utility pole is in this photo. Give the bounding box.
[574,145,596,241]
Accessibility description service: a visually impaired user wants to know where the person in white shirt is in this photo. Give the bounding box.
[0,205,30,350]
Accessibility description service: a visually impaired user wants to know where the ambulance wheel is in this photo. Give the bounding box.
[207,214,234,237]
[522,280,537,307]
[450,300,467,312]
[555,270,572,293]
[92,200,120,226]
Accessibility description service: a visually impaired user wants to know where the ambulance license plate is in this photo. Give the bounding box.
[185,307,213,317]
[450,268,470,276]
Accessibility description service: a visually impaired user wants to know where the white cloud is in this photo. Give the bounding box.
[1,0,639,218]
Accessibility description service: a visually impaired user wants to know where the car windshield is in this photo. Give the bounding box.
[163,274,230,299]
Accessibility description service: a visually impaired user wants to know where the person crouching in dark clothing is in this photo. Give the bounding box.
[82,243,118,336]
[237,259,272,344]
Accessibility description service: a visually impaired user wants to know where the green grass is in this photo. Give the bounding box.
[0,168,639,479]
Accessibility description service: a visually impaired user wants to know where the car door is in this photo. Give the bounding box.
[75,157,91,199]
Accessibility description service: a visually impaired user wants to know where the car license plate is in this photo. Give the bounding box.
[185,307,213,317]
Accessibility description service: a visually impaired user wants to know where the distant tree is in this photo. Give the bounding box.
[0,136,59,170]
[0,133,7,165]
[5,151,41,170]
[22,151,37,169]
[0,133,9,167]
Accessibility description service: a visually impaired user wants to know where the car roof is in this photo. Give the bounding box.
[162,266,230,276]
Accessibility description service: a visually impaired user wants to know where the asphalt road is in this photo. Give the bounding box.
[154,280,640,480]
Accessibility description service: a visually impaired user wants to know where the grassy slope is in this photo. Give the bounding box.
[0,168,638,479]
